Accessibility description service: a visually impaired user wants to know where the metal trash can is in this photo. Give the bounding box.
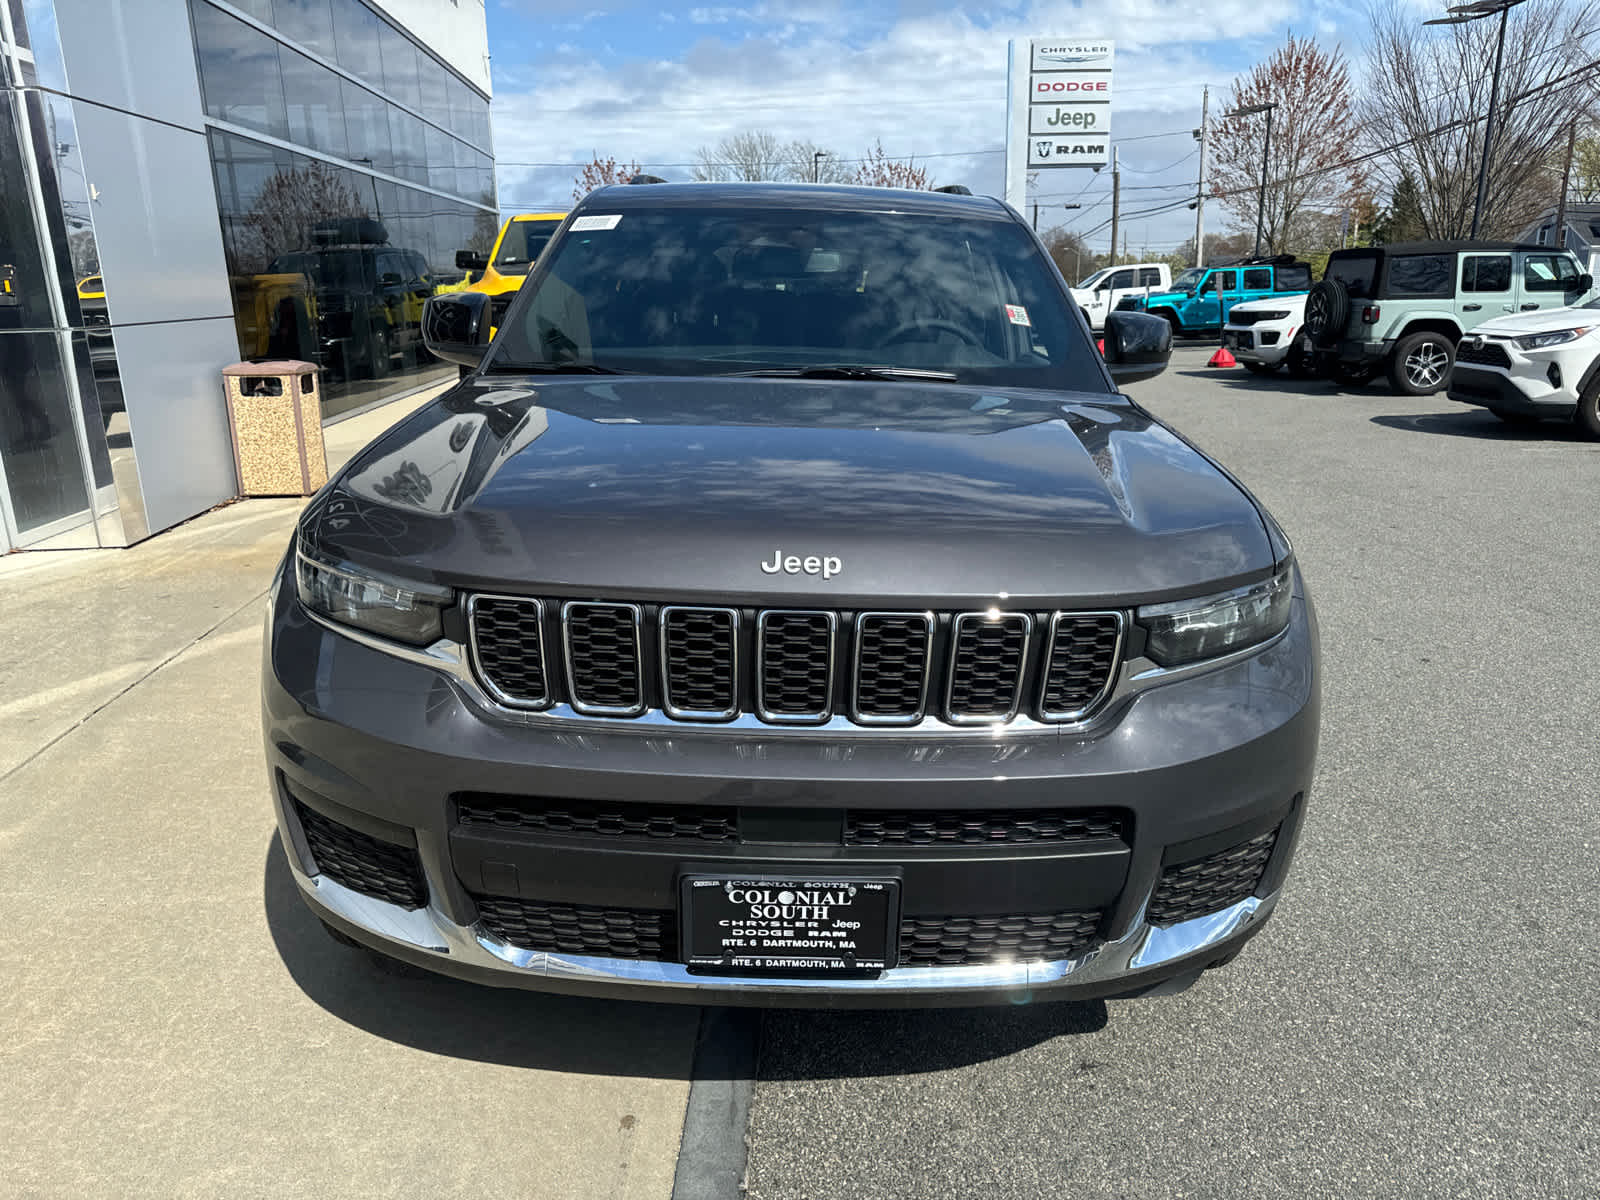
[222,360,328,497]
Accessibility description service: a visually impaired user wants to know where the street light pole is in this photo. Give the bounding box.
[812,150,828,182]
[1224,102,1276,258]
[1425,0,1527,239]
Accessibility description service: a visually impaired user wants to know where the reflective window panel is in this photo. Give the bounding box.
[192,0,289,140]
[0,330,91,536]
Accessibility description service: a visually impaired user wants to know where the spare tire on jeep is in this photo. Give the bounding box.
[1303,279,1350,348]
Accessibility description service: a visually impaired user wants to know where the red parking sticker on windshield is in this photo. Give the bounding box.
[1005,304,1031,326]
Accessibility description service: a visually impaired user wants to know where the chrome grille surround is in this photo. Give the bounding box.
[465,593,550,709]
[658,606,740,721]
[755,609,838,724]
[560,601,646,717]
[1038,611,1126,722]
[851,611,936,726]
[944,612,1033,725]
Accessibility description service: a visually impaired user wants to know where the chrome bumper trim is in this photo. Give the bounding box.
[292,862,1277,996]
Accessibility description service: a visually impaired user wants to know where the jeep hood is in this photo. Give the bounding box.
[1229,295,1306,314]
[310,376,1276,607]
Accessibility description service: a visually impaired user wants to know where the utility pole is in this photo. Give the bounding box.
[1555,119,1577,251]
[1194,85,1209,268]
[1108,146,1120,268]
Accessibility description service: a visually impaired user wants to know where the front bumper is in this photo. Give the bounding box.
[1447,360,1579,418]
[1222,324,1297,365]
[263,563,1320,1006]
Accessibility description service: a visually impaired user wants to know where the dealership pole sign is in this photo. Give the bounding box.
[1004,38,1113,209]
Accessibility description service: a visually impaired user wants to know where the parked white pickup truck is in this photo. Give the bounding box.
[1069,263,1172,331]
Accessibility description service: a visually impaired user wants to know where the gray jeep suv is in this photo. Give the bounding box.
[264,182,1320,1007]
[1303,240,1593,394]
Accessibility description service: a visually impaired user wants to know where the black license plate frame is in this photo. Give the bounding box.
[679,872,900,975]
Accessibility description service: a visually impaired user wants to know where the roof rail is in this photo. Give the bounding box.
[628,174,668,185]
[932,184,972,195]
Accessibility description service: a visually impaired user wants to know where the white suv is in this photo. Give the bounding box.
[1223,294,1313,376]
[1447,297,1600,437]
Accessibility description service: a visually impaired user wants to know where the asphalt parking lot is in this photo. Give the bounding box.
[3,350,1596,1197]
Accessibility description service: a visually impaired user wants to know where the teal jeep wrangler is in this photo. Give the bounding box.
[1120,255,1313,338]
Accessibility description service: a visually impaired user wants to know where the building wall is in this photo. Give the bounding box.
[0,0,494,548]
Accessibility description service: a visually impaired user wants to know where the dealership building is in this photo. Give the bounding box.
[0,0,494,551]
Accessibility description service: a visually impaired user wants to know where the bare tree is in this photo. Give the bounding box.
[1208,35,1370,254]
[1040,227,1096,283]
[1361,0,1599,238]
[692,131,788,182]
[572,153,644,202]
[244,162,368,269]
[782,139,851,183]
[1572,133,1600,204]
[851,139,929,190]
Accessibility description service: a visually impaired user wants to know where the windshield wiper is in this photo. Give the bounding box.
[725,364,959,382]
[484,362,630,375]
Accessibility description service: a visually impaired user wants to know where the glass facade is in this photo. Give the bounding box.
[191,0,497,418]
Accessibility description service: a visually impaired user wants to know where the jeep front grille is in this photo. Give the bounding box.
[467,600,1125,729]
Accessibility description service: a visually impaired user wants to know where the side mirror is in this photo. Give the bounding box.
[455,249,489,272]
[1103,311,1172,385]
[1574,272,1594,294]
[381,272,402,286]
[423,291,492,367]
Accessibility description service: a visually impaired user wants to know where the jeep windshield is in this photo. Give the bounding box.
[487,205,1103,390]
[493,218,563,274]
[1170,269,1204,293]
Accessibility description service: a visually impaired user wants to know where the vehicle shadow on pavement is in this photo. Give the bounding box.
[1370,411,1590,442]
[1171,368,1341,397]
[755,1002,1108,1080]
[263,838,700,1078]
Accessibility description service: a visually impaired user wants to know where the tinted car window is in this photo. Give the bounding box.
[1243,268,1272,290]
[1202,271,1236,294]
[1521,253,1581,293]
[1385,254,1453,298]
[1139,268,1162,287]
[493,206,1099,389]
[1461,255,1511,293]
[1326,253,1376,299]
[493,219,563,274]
[1106,269,1134,290]
[1277,264,1311,290]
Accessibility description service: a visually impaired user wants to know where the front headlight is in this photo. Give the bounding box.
[1137,565,1293,667]
[1513,327,1590,350]
[1253,310,1290,321]
[295,539,451,645]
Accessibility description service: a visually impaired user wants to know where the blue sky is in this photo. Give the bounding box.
[482,0,1374,258]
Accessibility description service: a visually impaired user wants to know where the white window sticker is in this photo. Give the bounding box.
[1005,304,1031,327]
[571,214,622,231]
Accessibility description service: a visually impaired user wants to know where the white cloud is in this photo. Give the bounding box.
[488,0,1300,249]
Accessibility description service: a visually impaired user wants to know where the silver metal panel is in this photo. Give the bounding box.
[69,103,235,328]
[52,0,206,132]
[104,317,241,537]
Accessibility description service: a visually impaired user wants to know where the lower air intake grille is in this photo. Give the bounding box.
[563,602,644,714]
[1041,614,1124,718]
[846,808,1125,846]
[473,896,671,959]
[854,613,932,721]
[295,801,427,910]
[1147,828,1279,925]
[898,910,1102,967]
[456,795,738,842]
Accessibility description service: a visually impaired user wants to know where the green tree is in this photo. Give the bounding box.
[1370,170,1426,244]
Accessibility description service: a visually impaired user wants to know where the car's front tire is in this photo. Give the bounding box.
[1388,331,1454,395]
[1576,375,1600,440]
[1328,359,1378,388]
[1285,343,1317,378]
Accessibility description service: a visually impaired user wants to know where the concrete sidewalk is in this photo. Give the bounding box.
[0,388,698,1198]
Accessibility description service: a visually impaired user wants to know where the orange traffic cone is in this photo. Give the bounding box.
[1207,345,1237,368]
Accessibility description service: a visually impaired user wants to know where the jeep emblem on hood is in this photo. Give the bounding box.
[761,549,843,579]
